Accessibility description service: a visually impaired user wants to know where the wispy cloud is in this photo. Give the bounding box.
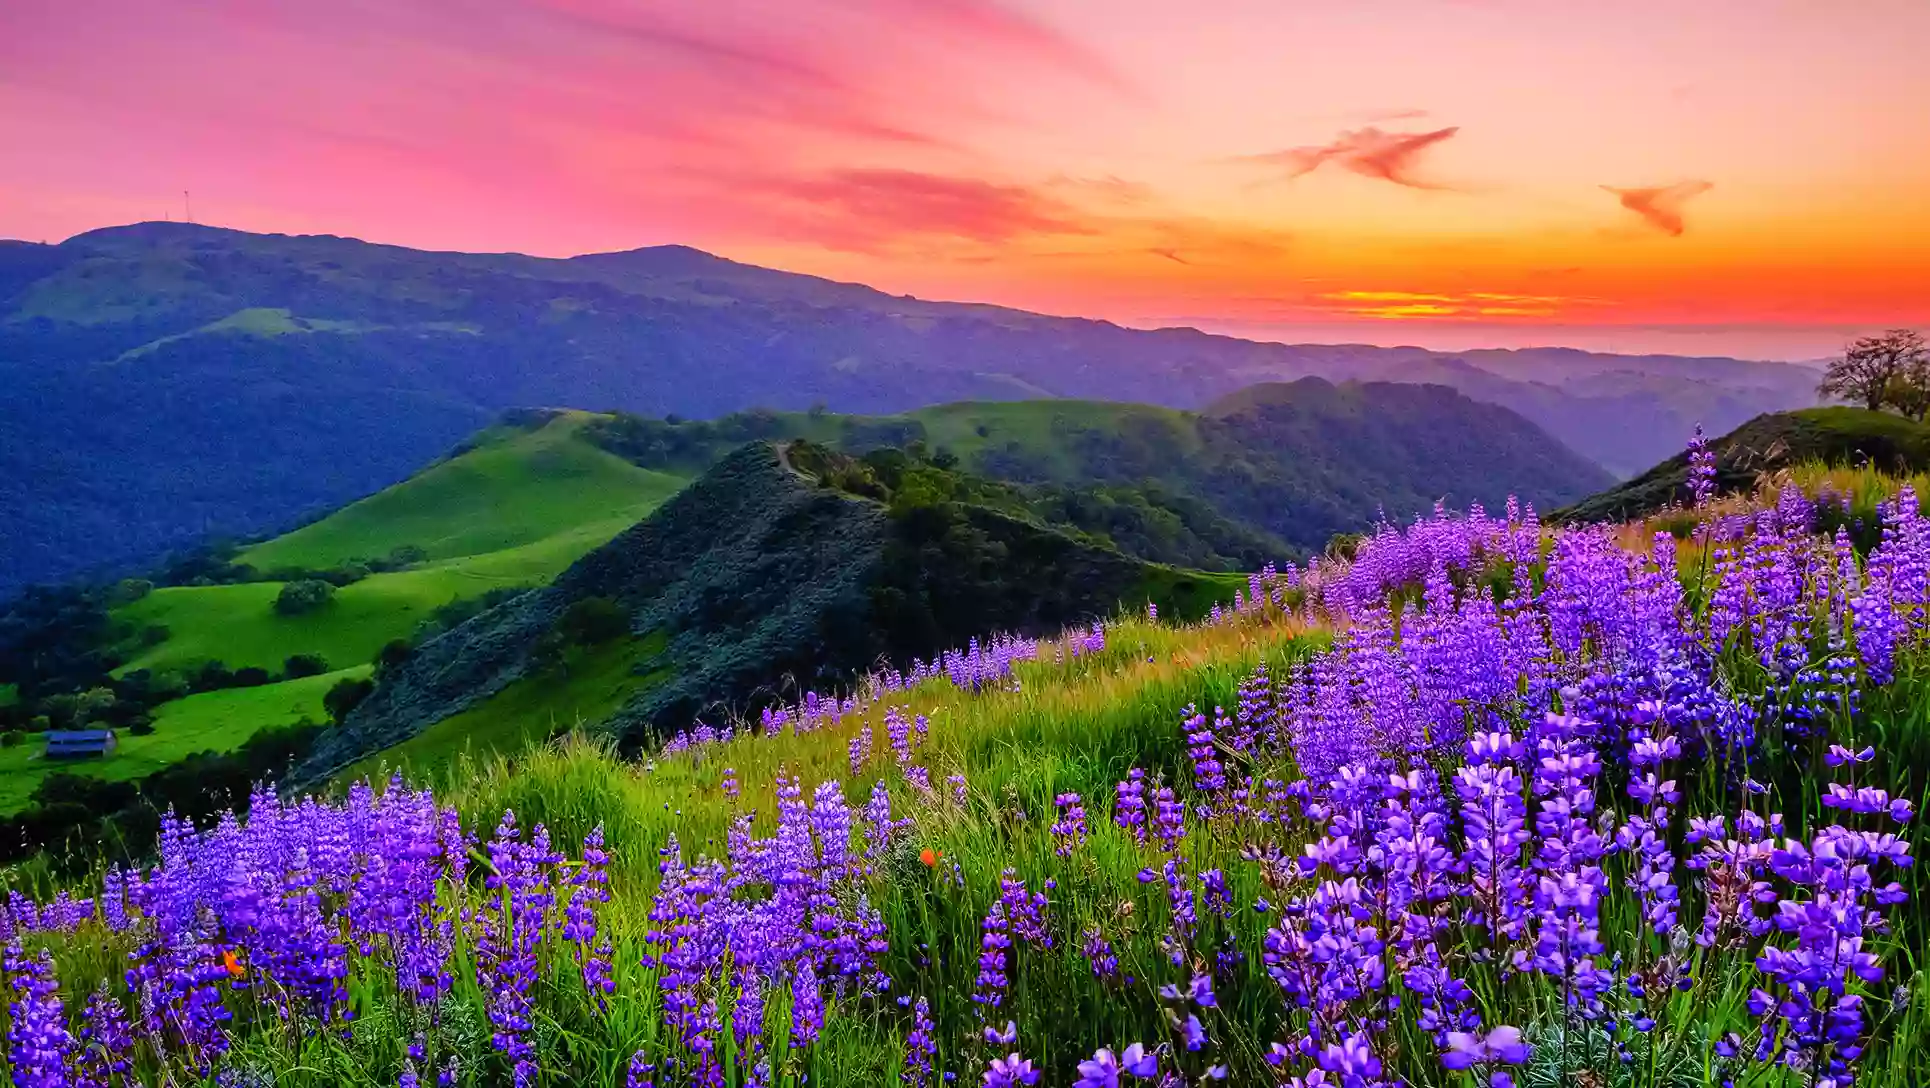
[1602,180,1714,236]
[878,0,1135,95]
[1043,174,1157,206]
[1241,126,1462,189]
[754,168,1096,249]
[725,165,1291,269]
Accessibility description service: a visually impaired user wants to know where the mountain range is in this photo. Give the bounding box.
[1,221,1820,593]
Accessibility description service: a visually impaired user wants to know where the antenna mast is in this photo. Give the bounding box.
[184,190,192,224]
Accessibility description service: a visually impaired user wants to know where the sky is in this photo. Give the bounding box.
[5,0,1929,360]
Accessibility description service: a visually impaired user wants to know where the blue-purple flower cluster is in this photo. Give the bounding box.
[4,471,1927,1087]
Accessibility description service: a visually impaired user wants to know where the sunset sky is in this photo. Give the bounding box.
[5,0,1929,359]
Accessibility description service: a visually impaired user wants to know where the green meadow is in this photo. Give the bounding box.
[0,665,369,813]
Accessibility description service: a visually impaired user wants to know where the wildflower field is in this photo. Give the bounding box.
[6,459,1930,1088]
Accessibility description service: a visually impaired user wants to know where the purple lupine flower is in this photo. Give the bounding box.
[997,870,1052,949]
[886,706,914,767]
[1440,1025,1531,1070]
[74,982,135,1088]
[850,717,873,775]
[790,962,823,1048]
[1082,927,1119,982]
[1152,787,1185,852]
[1051,792,1088,857]
[1115,770,1147,843]
[1182,705,1226,795]
[1075,1042,1158,1088]
[973,902,1012,1013]
[983,1052,1039,1087]
[479,810,557,1087]
[1687,424,1718,507]
[7,945,75,1088]
[903,996,937,1087]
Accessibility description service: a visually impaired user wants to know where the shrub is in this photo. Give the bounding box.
[323,677,375,723]
[381,544,429,570]
[557,596,628,647]
[282,653,330,679]
[274,579,335,616]
[232,666,272,687]
[191,661,235,693]
[374,639,414,674]
[318,562,372,587]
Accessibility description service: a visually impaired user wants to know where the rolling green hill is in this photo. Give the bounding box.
[583,377,1613,554]
[241,409,688,571]
[115,412,690,675]
[0,413,694,813]
[1557,407,1930,524]
[291,442,1246,788]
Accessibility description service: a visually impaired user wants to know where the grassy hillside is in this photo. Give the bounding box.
[0,413,691,812]
[113,414,688,675]
[335,634,668,788]
[1559,406,1930,524]
[241,410,687,571]
[585,379,1612,556]
[293,442,1250,787]
[0,664,367,812]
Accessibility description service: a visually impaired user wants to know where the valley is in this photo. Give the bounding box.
[0,222,1819,593]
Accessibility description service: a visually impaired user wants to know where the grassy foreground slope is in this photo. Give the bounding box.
[18,459,1930,1087]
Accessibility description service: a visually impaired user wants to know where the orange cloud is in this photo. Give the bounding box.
[1245,126,1461,189]
[1602,180,1714,236]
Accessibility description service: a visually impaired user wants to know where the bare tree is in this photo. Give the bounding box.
[1819,329,1928,413]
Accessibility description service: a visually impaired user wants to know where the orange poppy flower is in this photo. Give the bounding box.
[919,848,939,867]
[221,950,246,979]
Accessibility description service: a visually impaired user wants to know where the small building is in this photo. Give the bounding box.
[43,729,118,760]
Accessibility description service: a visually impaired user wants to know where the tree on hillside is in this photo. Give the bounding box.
[1892,338,1930,421]
[274,579,335,616]
[323,677,375,723]
[1819,329,1928,413]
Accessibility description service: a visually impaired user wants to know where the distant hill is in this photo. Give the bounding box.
[1557,407,1930,524]
[585,378,1612,555]
[289,442,1240,786]
[0,221,1817,592]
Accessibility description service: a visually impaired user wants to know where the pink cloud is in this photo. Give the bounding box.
[0,0,1131,252]
[1602,180,1714,236]
[749,168,1097,250]
[1244,126,1462,189]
